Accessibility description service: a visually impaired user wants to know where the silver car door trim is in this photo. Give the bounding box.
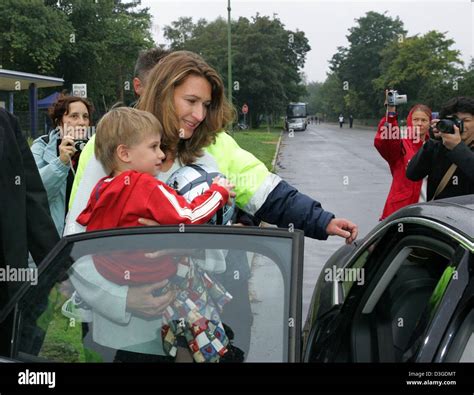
[362,247,413,314]
[344,217,473,270]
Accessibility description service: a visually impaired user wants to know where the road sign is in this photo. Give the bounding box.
[242,104,248,114]
[72,83,87,98]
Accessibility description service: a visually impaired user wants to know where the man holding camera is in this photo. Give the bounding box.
[406,97,474,200]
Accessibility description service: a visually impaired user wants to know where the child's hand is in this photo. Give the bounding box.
[213,176,236,196]
[213,176,236,205]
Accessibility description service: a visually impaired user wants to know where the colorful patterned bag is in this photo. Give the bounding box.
[160,257,233,362]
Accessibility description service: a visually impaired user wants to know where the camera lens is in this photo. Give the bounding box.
[74,140,86,151]
[436,119,454,134]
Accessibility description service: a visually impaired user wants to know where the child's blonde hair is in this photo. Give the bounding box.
[95,107,163,173]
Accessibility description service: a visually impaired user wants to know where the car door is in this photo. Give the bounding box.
[0,226,304,363]
[350,221,472,363]
[305,217,473,363]
[303,225,394,362]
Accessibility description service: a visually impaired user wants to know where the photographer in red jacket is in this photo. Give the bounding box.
[374,90,432,220]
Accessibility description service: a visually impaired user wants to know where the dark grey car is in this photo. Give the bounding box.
[303,195,474,363]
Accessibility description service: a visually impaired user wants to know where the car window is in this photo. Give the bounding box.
[11,228,301,363]
[353,236,457,362]
[341,238,381,298]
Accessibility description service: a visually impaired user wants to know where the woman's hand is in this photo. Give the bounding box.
[126,280,175,318]
[59,136,76,165]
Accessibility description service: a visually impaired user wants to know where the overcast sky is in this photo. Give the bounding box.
[140,0,473,83]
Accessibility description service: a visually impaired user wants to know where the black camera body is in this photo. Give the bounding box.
[73,139,88,151]
[436,116,464,135]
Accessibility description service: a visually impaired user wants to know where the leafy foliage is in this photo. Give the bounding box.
[164,14,310,127]
[374,31,464,112]
[1,0,153,113]
[0,0,73,74]
[306,12,468,121]
[3,4,469,125]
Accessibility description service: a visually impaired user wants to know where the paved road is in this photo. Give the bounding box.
[275,121,392,322]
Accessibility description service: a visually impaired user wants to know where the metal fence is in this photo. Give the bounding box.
[13,110,107,140]
[11,110,53,140]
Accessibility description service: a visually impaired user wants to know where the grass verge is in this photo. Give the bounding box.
[231,128,281,171]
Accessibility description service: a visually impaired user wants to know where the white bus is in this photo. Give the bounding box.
[285,102,307,131]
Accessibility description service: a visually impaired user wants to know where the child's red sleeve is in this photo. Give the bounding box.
[145,181,229,224]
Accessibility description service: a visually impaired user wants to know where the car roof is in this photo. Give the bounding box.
[388,194,474,243]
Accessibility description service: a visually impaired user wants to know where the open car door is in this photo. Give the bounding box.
[0,226,304,363]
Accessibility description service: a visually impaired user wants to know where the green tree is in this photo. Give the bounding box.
[456,58,474,99]
[163,15,232,81]
[318,73,346,119]
[163,17,201,50]
[302,81,323,115]
[164,14,310,128]
[330,11,406,118]
[53,0,154,112]
[0,0,73,112]
[1,0,154,113]
[0,0,72,73]
[374,30,464,112]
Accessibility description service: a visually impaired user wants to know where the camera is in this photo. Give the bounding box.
[386,90,408,106]
[73,139,88,151]
[436,116,464,135]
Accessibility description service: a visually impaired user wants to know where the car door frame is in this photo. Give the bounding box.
[349,218,472,363]
[0,225,305,363]
[304,216,473,363]
[303,219,401,362]
[413,245,471,362]
[434,252,474,362]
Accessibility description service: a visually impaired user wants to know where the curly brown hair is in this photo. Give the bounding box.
[137,50,235,165]
[48,95,94,128]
